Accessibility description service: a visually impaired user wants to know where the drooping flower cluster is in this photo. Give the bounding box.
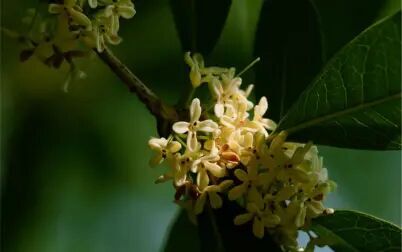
[14,0,135,88]
[148,53,336,248]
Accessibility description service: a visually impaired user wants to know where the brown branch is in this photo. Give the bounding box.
[96,47,178,130]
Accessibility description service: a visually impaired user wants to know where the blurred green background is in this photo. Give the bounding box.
[1,0,400,251]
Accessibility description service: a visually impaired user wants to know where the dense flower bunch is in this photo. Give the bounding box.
[16,0,135,86]
[148,53,336,247]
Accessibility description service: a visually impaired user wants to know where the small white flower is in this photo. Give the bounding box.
[91,17,123,52]
[101,0,136,35]
[220,101,251,130]
[228,166,269,201]
[248,96,277,136]
[148,137,181,166]
[172,98,219,152]
[184,52,204,88]
[192,151,225,190]
[209,77,242,118]
[234,202,280,239]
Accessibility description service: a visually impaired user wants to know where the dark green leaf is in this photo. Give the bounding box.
[277,12,402,150]
[311,210,402,251]
[197,200,281,252]
[254,0,324,122]
[163,202,281,252]
[169,0,231,55]
[163,210,200,252]
[312,0,401,59]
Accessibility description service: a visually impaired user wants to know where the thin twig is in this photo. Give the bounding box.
[96,47,178,124]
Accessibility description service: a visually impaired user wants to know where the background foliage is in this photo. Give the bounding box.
[1,0,401,251]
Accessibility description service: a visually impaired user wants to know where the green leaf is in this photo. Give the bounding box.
[163,210,200,252]
[164,202,281,251]
[312,0,401,58]
[169,0,231,55]
[311,210,402,251]
[197,201,281,251]
[277,12,402,150]
[254,0,324,122]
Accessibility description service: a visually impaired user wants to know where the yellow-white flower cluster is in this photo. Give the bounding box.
[49,0,135,52]
[16,0,135,90]
[148,53,336,247]
[20,0,135,65]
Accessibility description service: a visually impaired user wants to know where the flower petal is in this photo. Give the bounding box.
[105,34,122,45]
[261,118,277,131]
[187,131,198,152]
[218,180,233,191]
[69,9,92,29]
[190,69,202,88]
[174,169,187,187]
[255,96,268,117]
[253,217,264,239]
[234,213,253,225]
[209,192,222,209]
[214,103,225,118]
[194,193,207,215]
[247,186,264,210]
[295,205,307,228]
[262,215,280,228]
[167,141,181,153]
[204,161,225,177]
[118,6,136,19]
[275,186,297,201]
[228,184,246,200]
[48,4,63,14]
[172,121,189,134]
[148,137,167,150]
[197,168,209,191]
[197,120,218,132]
[234,169,248,182]
[256,172,271,187]
[190,98,201,122]
[110,15,120,35]
[102,5,114,17]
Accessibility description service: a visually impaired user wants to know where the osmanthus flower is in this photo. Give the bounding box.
[184,52,204,87]
[191,151,226,190]
[194,180,233,215]
[148,137,181,166]
[184,52,233,88]
[82,17,123,52]
[273,200,307,247]
[228,166,269,201]
[101,0,136,35]
[220,101,251,130]
[172,98,219,152]
[49,0,92,30]
[234,202,281,239]
[20,0,136,73]
[209,76,242,118]
[247,96,277,136]
[147,53,336,249]
[211,74,255,118]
